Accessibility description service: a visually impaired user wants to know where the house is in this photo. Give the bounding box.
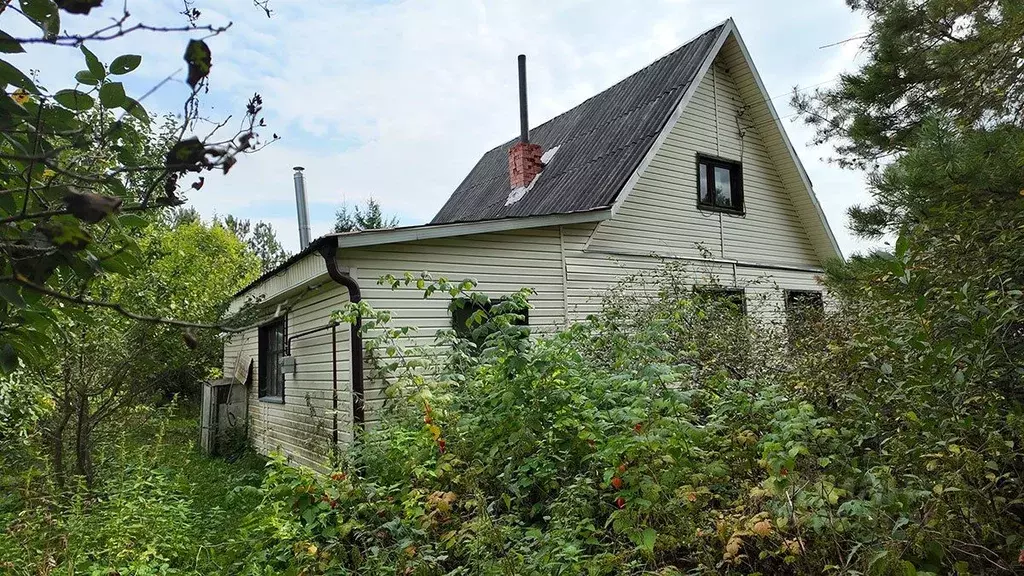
[220,19,842,469]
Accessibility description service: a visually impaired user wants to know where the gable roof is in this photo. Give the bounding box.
[430,23,726,225]
[234,20,844,301]
[431,19,842,262]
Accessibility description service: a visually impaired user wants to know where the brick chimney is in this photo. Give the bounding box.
[509,141,544,188]
[509,54,544,189]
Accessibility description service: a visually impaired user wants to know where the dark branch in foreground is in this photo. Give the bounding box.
[1,275,318,334]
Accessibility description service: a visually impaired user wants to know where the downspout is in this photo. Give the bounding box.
[319,242,365,434]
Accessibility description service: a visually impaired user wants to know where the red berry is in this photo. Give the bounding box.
[611,476,623,490]
[633,423,643,434]
[618,463,627,473]
[614,496,626,509]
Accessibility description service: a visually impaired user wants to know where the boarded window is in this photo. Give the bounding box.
[258,317,287,401]
[697,155,744,213]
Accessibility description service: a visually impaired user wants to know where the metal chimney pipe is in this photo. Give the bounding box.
[518,54,529,144]
[292,166,311,250]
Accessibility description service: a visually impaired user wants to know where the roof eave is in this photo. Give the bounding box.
[232,209,612,299]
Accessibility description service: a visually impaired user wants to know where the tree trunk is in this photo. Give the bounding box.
[47,406,72,490]
[73,389,94,489]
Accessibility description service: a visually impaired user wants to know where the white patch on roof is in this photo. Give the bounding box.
[505,145,560,207]
[540,145,560,164]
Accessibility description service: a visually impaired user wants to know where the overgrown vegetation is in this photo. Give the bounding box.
[0,403,264,574]
[1,0,1023,574]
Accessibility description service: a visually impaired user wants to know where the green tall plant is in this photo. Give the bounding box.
[0,2,278,378]
[333,198,399,233]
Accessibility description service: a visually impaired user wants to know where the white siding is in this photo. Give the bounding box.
[223,283,351,470]
[587,51,821,268]
[225,227,565,462]
[562,48,829,322]
[342,227,565,424]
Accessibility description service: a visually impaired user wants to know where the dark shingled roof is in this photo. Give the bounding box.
[430,23,725,225]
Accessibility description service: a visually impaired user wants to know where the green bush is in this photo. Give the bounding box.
[229,267,1024,575]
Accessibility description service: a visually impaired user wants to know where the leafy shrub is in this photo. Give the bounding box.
[230,265,1024,574]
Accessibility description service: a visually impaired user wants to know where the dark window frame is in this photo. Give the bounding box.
[693,286,747,315]
[696,154,745,214]
[784,290,824,318]
[258,317,287,403]
[449,296,529,344]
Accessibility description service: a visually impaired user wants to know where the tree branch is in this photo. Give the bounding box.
[1,274,320,334]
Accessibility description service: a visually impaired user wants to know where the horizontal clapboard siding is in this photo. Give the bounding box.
[587,50,821,268]
[343,228,566,424]
[223,283,351,471]
[225,227,566,464]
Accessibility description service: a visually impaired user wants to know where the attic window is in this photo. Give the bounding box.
[697,155,744,213]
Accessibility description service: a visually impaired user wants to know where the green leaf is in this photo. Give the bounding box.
[121,96,148,124]
[0,284,26,309]
[109,54,141,75]
[53,88,94,111]
[639,527,656,552]
[20,0,60,39]
[75,70,98,86]
[117,214,148,228]
[55,0,102,14]
[0,31,25,53]
[80,44,105,80]
[184,39,212,88]
[98,81,125,108]
[0,59,39,93]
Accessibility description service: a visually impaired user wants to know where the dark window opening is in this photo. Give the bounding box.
[697,155,744,213]
[693,286,747,315]
[785,290,824,320]
[258,318,287,401]
[785,290,824,342]
[450,296,529,349]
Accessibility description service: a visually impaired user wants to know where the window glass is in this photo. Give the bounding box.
[699,162,711,204]
[697,155,743,212]
[693,287,746,315]
[258,319,287,400]
[714,166,733,207]
[786,291,824,318]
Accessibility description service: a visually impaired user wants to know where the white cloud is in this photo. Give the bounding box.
[17,0,878,255]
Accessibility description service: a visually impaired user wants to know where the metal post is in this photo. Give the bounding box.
[518,55,529,144]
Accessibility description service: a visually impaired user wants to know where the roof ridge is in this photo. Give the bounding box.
[475,23,728,158]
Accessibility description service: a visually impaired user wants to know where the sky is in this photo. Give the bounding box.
[11,0,879,256]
